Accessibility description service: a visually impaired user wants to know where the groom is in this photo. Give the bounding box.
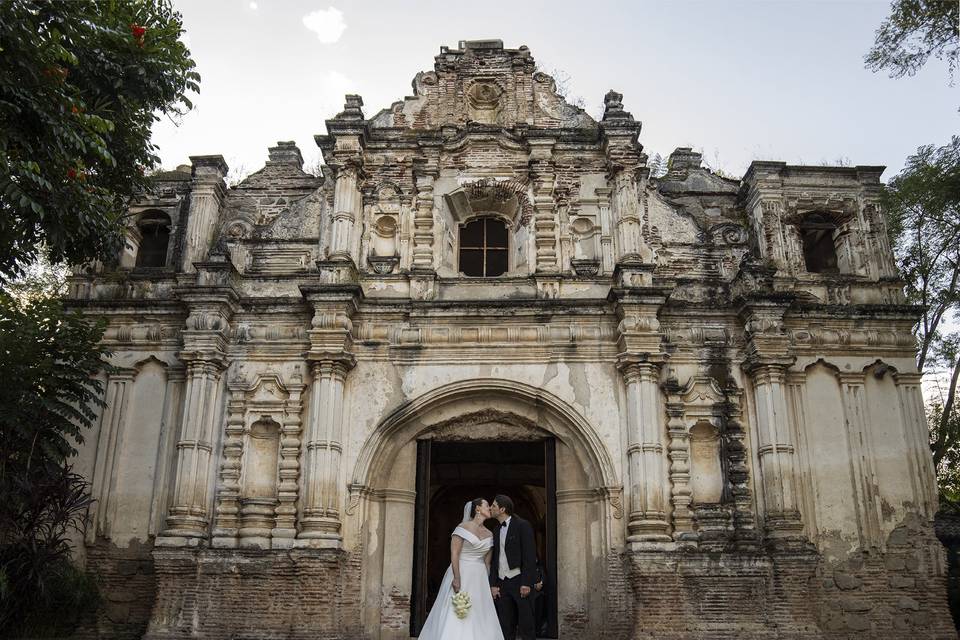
[489,494,537,640]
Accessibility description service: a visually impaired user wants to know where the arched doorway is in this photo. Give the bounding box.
[349,379,622,640]
[411,439,558,638]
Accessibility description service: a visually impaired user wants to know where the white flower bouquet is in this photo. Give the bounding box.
[451,590,471,619]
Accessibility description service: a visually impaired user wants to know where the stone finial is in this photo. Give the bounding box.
[602,90,633,121]
[666,147,703,179]
[334,95,365,121]
[268,141,304,167]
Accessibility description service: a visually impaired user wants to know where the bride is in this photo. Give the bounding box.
[418,498,504,640]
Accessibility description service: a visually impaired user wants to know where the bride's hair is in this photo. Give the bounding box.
[468,497,486,519]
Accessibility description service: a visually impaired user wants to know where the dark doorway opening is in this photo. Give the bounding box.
[411,439,558,638]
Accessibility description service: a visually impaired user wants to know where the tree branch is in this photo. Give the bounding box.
[933,356,960,468]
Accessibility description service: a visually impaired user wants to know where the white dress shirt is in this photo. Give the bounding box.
[498,516,521,580]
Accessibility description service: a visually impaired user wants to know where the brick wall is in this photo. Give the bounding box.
[72,539,158,640]
[143,547,365,640]
[625,533,956,640]
[73,529,954,639]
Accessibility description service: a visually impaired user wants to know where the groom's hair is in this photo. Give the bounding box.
[494,494,514,515]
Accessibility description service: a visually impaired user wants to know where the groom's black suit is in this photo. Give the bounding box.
[489,515,537,640]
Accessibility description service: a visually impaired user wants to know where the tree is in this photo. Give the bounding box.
[0,284,109,636]
[0,0,199,281]
[866,0,959,83]
[883,136,960,507]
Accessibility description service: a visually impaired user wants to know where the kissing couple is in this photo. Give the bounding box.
[417,494,539,640]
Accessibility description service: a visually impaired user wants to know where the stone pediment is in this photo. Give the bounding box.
[367,40,597,132]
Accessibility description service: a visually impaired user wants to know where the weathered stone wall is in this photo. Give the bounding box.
[64,38,955,640]
[143,548,364,640]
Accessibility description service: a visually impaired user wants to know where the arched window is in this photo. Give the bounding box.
[135,211,171,268]
[800,213,839,274]
[459,217,507,277]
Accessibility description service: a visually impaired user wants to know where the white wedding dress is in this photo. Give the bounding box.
[418,525,504,640]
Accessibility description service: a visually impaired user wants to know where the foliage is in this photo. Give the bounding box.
[866,0,959,83]
[0,290,109,636]
[0,0,199,281]
[883,136,960,508]
[0,468,100,636]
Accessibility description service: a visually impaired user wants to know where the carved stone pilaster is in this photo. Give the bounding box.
[87,368,136,543]
[894,372,938,518]
[411,156,438,273]
[211,385,246,548]
[723,386,760,551]
[159,359,227,545]
[600,91,652,270]
[836,371,883,548]
[739,298,806,546]
[158,284,236,546]
[529,138,558,274]
[663,396,694,540]
[275,376,305,545]
[618,358,671,544]
[328,154,364,264]
[613,288,671,546]
[609,166,652,265]
[297,286,360,548]
[181,155,228,272]
[745,357,805,544]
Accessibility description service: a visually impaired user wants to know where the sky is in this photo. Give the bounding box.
[151,0,958,182]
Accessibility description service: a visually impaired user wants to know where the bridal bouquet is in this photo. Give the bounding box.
[451,591,471,619]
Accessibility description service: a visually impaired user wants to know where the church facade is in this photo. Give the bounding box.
[67,40,954,639]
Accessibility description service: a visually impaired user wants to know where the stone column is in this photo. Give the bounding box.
[619,359,671,542]
[299,359,353,543]
[747,359,804,541]
[87,368,135,543]
[159,283,235,545]
[329,158,362,261]
[623,362,671,539]
[837,371,883,547]
[614,288,671,545]
[160,359,224,542]
[529,138,558,274]
[181,155,228,272]
[298,287,360,547]
[739,299,805,545]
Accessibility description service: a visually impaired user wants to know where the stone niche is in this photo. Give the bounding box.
[213,372,305,550]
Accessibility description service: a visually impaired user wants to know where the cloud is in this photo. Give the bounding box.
[249,1,258,9]
[302,7,346,44]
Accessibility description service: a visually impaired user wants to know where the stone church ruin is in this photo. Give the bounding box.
[67,39,954,639]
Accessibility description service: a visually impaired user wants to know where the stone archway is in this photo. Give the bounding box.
[348,379,622,639]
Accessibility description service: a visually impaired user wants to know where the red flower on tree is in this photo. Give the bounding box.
[130,23,146,47]
[67,168,77,180]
